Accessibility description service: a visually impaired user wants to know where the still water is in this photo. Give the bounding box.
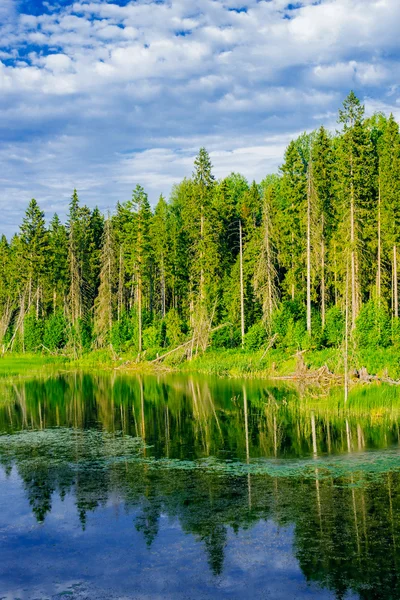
[1,371,400,599]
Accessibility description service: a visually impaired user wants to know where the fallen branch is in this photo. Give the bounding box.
[260,333,278,361]
[151,322,232,364]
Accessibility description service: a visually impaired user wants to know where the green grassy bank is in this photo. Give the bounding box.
[1,345,400,383]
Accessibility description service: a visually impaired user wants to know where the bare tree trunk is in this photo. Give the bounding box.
[307,163,312,335]
[377,176,382,301]
[334,242,338,306]
[291,232,295,301]
[118,245,123,322]
[344,261,349,404]
[321,236,326,328]
[239,220,245,348]
[254,189,278,329]
[69,227,81,326]
[138,273,142,353]
[36,286,40,319]
[394,245,398,319]
[161,254,166,318]
[350,156,358,329]
[200,205,205,302]
[28,276,32,309]
[266,218,273,323]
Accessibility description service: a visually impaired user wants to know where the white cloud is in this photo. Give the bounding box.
[0,0,399,235]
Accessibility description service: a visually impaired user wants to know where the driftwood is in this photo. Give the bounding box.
[38,344,70,358]
[272,362,339,382]
[151,322,231,364]
[260,333,278,361]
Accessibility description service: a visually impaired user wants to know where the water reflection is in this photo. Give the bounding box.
[0,372,400,599]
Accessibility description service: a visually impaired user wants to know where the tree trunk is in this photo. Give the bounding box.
[394,245,398,318]
[307,164,312,335]
[161,254,166,318]
[350,156,358,329]
[377,177,381,301]
[118,246,123,322]
[239,220,245,348]
[36,286,40,319]
[138,273,142,353]
[266,210,273,324]
[334,242,338,306]
[291,232,295,301]
[344,262,349,404]
[321,236,326,328]
[200,205,205,302]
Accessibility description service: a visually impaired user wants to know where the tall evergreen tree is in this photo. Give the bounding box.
[380,114,400,318]
[336,91,376,328]
[20,199,48,316]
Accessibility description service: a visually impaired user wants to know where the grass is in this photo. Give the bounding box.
[0,353,68,378]
[1,344,400,384]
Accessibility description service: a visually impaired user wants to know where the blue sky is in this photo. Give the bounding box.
[0,0,400,236]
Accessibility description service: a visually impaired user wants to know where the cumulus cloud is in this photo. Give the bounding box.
[0,0,399,235]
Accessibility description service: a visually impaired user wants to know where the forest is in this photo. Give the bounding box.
[1,91,400,367]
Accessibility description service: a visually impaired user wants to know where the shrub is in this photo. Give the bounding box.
[355,300,391,348]
[111,310,137,352]
[244,322,268,350]
[43,312,67,350]
[324,306,344,347]
[211,325,241,349]
[272,300,306,350]
[164,309,185,347]
[142,325,160,350]
[24,310,44,352]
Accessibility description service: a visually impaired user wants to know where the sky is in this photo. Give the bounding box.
[1,0,400,236]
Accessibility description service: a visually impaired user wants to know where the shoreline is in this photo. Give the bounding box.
[2,347,400,388]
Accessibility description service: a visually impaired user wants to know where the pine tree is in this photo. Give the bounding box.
[279,139,307,302]
[336,92,376,328]
[20,199,48,316]
[312,127,334,326]
[380,115,400,318]
[48,214,68,313]
[123,185,152,353]
[94,217,116,347]
[67,192,82,325]
[151,195,169,317]
[254,179,279,329]
[191,147,217,307]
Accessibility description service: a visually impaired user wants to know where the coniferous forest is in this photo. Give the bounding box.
[1,92,400,366]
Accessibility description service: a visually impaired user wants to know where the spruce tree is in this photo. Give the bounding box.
[20,199,48,316]
[336,92,376,328]
[94,217,116,348]
[380,114,400,318]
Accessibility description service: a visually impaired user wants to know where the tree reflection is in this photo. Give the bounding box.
[1,372,400,597]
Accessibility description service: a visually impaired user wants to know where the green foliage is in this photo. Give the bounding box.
[211,325,241,349]
[111,311,137,352]
[142,325,160,351]
[244,322,268,350]
[355,300,391,348]
[24,310,44,352]
[79,318,93,351]
[43,312,67,351]
[324,306,345,347]
[272,301,306,349]
[164,309,185,347]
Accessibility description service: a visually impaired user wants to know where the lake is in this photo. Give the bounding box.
[1,371,400,599]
